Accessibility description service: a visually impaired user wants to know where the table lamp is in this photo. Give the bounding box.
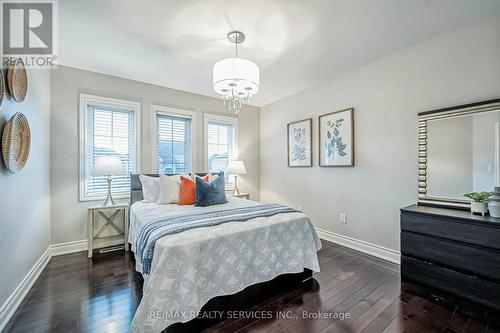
[92,156,126,206]
[226,160,247,195]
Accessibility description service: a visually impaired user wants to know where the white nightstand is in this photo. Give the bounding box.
[233,193,250,200]
[87,203,129,258]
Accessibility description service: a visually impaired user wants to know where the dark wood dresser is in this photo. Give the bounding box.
[401,204,500,312]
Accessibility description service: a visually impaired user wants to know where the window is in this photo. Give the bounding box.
[153,106,196,174]
[79,94,140,201]
[204,114,238,184]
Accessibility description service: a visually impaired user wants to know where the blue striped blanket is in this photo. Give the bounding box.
[136,204,298,275]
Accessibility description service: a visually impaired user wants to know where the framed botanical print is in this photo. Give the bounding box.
[319,108,354,167]
[287,118,312,167]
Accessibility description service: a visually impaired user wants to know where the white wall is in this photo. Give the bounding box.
[0,69,51,306]
[260,14,500,251]
[50,66,260,244]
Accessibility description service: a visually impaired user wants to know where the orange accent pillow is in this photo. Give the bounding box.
[178,175,209,205]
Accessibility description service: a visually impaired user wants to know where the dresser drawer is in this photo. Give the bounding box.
[401,212,500,250]
[401,256,500,312]
[401,232,500,281]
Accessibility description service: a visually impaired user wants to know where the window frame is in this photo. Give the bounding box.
[79,94,141,202]
[151,105,197,174]
[204,113,239,188]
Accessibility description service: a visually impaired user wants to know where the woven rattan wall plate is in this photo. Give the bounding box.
[1,112,31,173]
[0,69,4,106]
[7,58,28,103]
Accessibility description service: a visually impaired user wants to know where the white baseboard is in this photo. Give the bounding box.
[0,247,51,332]
[0,239,88,331]
[50,239,87,256]
[315,227,400,265]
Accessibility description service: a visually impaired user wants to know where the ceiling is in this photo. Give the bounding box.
[59,0,500,106]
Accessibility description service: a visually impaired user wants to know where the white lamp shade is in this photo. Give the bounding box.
[92,156,126,176]
[213,58,259,96]
[226,160,247,175]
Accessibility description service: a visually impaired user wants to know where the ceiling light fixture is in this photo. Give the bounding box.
[213,31,259,114]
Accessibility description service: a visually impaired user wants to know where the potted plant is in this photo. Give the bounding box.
[464,192,492,216]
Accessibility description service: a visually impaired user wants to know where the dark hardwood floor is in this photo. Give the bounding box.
[4,241,499,333]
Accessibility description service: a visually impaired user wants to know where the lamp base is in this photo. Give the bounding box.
[232,175,241,195]
[103,176,116,206]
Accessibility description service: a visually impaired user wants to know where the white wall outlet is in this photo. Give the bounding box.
[339,213,347,224]
[298,205,302,211]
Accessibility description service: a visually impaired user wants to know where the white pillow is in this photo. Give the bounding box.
[158,174,187,204]
[139,175,160,202]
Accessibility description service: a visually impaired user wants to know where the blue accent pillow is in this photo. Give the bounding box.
[195,175,228,207]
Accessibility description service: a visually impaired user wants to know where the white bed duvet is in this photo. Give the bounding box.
[129,197,321,333]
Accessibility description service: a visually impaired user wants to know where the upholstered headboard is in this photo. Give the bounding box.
[130,172,223,206]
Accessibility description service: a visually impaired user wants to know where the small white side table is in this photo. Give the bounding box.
[87,203,129,258]
[233,193,250,200]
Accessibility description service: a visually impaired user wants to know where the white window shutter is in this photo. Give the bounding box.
[86,106,135,198]
[156,114,192,174]
[207,120,235,180]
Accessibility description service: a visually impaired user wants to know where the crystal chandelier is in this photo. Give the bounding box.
[213,31,259,114]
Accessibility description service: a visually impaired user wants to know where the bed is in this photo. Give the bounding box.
[128,173,322,333]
